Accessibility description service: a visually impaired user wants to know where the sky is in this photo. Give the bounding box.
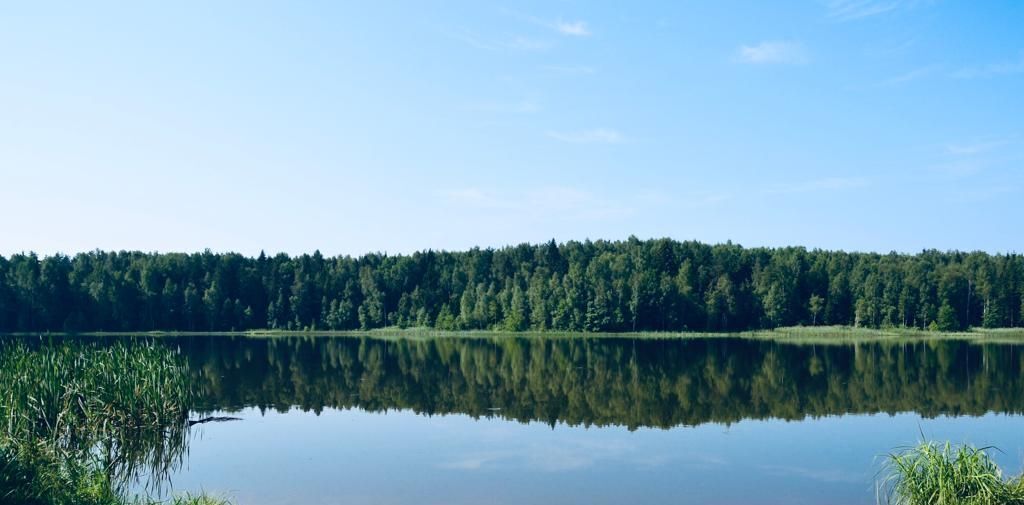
[1,1,1022,257]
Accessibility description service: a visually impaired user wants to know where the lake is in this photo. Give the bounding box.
[81,335,1024,503]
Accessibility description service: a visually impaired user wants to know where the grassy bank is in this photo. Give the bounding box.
[0,342,230,505]
[8,325,1024,345]
[881,442,1024,505]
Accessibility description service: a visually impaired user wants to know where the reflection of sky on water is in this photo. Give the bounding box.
[159,408,1024,505]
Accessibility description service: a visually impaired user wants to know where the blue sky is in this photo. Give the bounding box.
[1,1,1022,256]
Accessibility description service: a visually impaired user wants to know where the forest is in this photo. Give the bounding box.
[0,238,1022,333]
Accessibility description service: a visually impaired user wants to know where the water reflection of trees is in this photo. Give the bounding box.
[176,337,1024,429]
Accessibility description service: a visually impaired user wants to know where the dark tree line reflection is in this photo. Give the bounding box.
[158,336,1024,429]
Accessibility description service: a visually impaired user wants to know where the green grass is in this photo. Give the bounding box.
[1,438,121,505]
[879,441,1024,505]
[0,342,193,485]
[0,341,230,505]
[131,493,231,505]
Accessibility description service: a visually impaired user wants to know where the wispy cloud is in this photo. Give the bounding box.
[951,51,1024,79]
[449,30,500,51]
[468,99,541,114]
[448,30,550,52]
[555,20,590,37]
[948,185,1018,204]
[502,10,592,37]
[542,64,597,75]
[945,139,1012,156]
[825,0,919,22]
[764,177,869,194]
[546,128,624,144]
[736,41,808,65]
[879,65,939,86]
[866,37,919,58]
[933,161,984,178]
[930,137,1017,178]
[507,36,550,51]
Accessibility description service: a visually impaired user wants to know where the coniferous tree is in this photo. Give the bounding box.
[0,240,1021,334]
[937,303,959,332]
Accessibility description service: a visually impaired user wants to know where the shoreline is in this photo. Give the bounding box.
[4,325,1024,345]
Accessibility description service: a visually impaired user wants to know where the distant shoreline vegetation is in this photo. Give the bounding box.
[9,326,1024,346]
[1,238,1022,334]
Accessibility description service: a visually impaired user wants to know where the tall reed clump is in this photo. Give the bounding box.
[880,441,1024,505]
[0,339,229,505]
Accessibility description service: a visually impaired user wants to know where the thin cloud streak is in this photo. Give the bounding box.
[447,29,550,52]
[507,36,551,51]
[556,20,590,36]
[879,65,939,86]
[945,140,1012,156]
[467,99,541,114]
[764,177,869,194]
[543,64,597,75]
[737,41,808,65]
[501,9,592,37]
[929,137,1017,179]
[826,0,917,21]
[952,51,1024,79]
[546,128,624,144]
[948,186,1018,204]
[934,161,984,178]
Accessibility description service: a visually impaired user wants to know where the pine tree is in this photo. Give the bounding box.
[937,303,959,332]
[982,298,1003,328]
[435,304,457,330]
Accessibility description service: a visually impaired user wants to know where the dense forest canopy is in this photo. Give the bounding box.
[1,238,1022,332]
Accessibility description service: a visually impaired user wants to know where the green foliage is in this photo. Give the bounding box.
[0,342,192,478]
[0,439,120,505]
[1,240,1022,333]
[161,494,234,505]
[983,300,1004,329]
[937,303,960,332]
[503,285,528,331]
[880,442,1024,505]
[434,304,457,330]
[0,342,229,505]
[808,294,825,326]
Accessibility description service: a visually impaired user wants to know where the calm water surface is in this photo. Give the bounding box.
[138,336,1024,504]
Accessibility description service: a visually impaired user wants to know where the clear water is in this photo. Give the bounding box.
[135,335,1024,504]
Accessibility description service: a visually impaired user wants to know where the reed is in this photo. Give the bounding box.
[0,340,228,505]
[879,441,1024,505]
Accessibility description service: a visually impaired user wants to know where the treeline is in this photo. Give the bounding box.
[1,238,1022,332]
